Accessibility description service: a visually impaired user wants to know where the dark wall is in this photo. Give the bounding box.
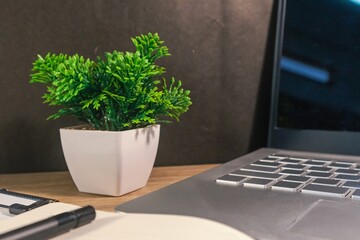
[0,0,275,173]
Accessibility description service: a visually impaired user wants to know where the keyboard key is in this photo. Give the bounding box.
[354,165,360,171]
[243,178,275,188]
[305,171,333,179]
[271,153,292,158]
[310,158,333,163]
[351,189,360,199]
[282,175,312,183]
[282,164,307,170]
[288,157,309,161]
[268,153,289,158]
[336,160,356,165]
[272,155,307,162]
[279,158,303,164]
[303,160,325,166]
[272,181,303,192]
[216,175,247,186]
[251,160,282,168]
[241,165,279,173]
[334,169,360,175]
[334,174,360,181]
[311,178,341,187]
[302,184,351,197]
[230,170,283,180]
[260,157,279,162]
[279,169,305,176]
[307,166,333,173]
[342,181,360,189]
[328,162,354,169]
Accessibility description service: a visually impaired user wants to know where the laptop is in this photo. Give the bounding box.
[116,0,360,239]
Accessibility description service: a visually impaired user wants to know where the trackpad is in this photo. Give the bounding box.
[288,200,360,240]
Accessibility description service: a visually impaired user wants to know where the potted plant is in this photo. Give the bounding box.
[30,33,192,196]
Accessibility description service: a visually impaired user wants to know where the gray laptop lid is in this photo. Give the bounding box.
[268,0,360,155]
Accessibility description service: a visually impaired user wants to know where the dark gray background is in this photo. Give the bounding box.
[0,0,276,173]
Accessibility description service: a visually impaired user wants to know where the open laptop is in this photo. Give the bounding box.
[116,0,360,239]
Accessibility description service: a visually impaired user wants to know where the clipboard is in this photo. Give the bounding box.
[0,188,57,219]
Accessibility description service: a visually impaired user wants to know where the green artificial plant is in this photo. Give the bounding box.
[30,33,192,131]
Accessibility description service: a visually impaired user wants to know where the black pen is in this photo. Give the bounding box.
[0,205,96,240]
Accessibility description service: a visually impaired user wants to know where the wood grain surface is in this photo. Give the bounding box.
[0,164,218,212]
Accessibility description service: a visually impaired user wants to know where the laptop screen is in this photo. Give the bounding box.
[268,0,360,155]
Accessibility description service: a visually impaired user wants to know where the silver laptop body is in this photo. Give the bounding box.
[117,1,360,239]
[117,148,360,240]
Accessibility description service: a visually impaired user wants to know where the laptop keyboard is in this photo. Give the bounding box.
[216,154,360,199]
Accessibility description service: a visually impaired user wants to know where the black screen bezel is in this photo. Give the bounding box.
[267,0,360,156]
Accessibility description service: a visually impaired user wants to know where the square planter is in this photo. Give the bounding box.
[60,124,160,196]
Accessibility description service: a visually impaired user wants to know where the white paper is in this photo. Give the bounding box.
[0,203,254,240]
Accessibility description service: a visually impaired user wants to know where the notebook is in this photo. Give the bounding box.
[116,1,360,239]
[0,202,253,240]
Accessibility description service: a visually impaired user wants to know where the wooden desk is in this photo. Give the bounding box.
[0,164,218,212]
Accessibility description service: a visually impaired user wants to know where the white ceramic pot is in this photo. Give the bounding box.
[59,124,160,196]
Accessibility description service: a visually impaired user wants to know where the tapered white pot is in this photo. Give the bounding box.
[60,124,160,196]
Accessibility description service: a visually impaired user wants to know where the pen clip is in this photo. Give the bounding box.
[9,200,52,215]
